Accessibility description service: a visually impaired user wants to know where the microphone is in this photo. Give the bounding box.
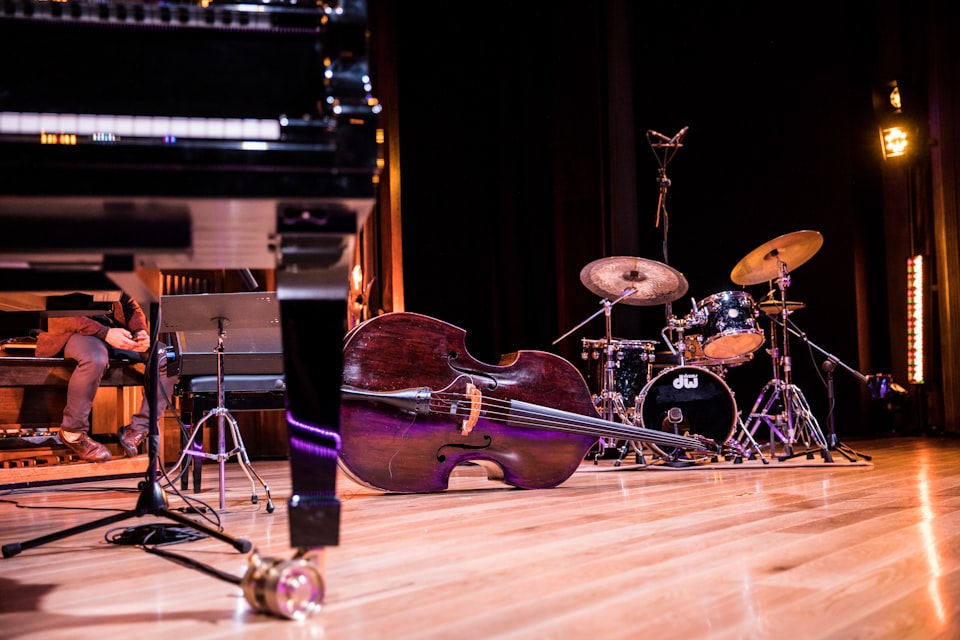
[667,407,683,425]
[669,126,690,144]
[647,129,671,141]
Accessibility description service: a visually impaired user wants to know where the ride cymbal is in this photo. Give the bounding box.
[730,230,824,286]
[579,256,689,306]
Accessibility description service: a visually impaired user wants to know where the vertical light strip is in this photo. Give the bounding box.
[907,255,925,384]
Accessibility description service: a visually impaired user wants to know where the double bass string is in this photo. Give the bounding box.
[426,389,705,452]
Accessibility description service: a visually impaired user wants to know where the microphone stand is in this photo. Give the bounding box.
[771,315,873,462]
[647,126,688,322]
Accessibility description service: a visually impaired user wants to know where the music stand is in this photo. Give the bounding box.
[160,292,275,512]
[2,302,252,559]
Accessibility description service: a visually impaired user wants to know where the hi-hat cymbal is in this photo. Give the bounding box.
[580,256,689,306]
[758,299,806,315]
[730,230,824,286]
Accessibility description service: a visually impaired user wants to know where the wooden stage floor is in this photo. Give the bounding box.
[0,435,958,639]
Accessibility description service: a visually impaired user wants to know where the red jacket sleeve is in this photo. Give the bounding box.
[34,293,148,357]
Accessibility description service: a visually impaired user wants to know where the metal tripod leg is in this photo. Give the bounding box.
[730,414,769,464]
[219,409,274,509]
[739,379,792,457]
[173,406,273,512]
[615,439,647,466]
[611,393,646,466]
[777,384,832,462]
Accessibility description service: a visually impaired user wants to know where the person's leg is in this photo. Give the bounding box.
[60,334,112,462]
[119,344,177,457]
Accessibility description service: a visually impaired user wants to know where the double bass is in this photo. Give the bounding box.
[339,312,708,493]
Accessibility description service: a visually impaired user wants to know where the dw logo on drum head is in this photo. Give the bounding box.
[672,372,700,390]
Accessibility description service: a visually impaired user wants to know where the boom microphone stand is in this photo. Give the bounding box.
[2,304,252,559]
[773,315,874,462]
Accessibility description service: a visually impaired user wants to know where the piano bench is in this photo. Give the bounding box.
[177,374,286,492]
[0,355,146,431]
[0,355,147,483]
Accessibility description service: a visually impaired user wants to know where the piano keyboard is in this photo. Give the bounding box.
[0,112,282,142]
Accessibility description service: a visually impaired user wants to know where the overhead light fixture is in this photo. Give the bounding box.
[880,125,909,159]
[888,85,902,110]
[876,80,911,160]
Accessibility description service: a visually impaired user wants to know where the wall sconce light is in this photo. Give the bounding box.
[880,125,909,159]
[876,81,911,160]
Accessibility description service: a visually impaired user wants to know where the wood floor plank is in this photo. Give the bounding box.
[0,436,958,639]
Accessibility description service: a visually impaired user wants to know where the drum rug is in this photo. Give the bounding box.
[578,452,873,472]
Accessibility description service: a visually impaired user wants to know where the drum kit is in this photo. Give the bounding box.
[560,230,831,466]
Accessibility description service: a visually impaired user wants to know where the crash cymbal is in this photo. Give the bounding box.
[758,299,806,315]
[730,230,824,286]
[580,256,689,306]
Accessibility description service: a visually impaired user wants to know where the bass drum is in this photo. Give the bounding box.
[636,365,737,446]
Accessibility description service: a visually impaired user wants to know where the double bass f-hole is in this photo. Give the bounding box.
[448,356,500,392]
[437,434,493,462]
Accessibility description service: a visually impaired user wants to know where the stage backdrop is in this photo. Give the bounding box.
[377,1,908,439]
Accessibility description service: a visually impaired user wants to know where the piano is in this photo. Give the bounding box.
[0,0,379,583]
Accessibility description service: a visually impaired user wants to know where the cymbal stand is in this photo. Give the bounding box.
[597,300,619,424]
[738,292,790,455]
[739,262,831,461]
[596,300,651,464]
[554,289,639,462]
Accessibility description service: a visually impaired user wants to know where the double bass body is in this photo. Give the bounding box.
[339,312,602,493]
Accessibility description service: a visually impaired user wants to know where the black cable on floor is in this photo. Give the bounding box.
[105,523,244,586]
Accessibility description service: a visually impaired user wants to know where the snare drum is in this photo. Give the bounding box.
[581,338,658,405]
[696,290,764,359]
[636,365,737,446]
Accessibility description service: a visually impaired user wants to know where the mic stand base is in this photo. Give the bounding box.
[662,459,697,468]
[2,482,253,559]
[826,437,873,463]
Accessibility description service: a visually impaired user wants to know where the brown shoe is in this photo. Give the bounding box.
[60,430,111,463]
[119,424,148,458]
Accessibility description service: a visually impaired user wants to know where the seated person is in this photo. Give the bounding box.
[35,293,176,463]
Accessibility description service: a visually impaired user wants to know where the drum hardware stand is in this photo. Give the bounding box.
[613,439,648,466]
[2,307,253,559]
[729,414,769,464]
[774,316,874,462]
[660,300,705,364]
[740,262,832,462]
